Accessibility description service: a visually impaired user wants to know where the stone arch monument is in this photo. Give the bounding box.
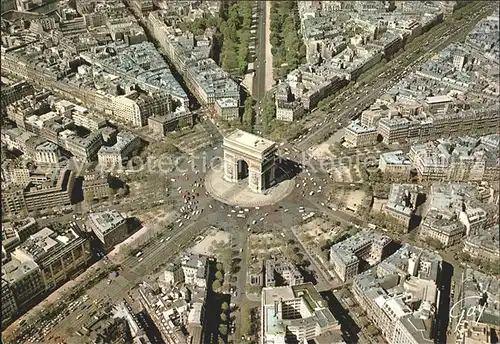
[222,130,277,193]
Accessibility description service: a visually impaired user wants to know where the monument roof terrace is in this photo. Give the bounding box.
[224,130,276,155]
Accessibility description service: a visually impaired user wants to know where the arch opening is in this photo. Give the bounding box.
[237,159,249,180]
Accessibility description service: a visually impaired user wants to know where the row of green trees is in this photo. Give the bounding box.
[270,1,306,78]
[212,262,225,291]
[219,0,253,75]
[177,1,252,76]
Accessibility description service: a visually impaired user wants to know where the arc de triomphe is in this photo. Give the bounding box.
[222,130,277,193]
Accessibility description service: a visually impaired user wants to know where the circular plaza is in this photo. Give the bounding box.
[205,165,294,207]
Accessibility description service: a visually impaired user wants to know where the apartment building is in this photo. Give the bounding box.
[2,128,36,153]
[344,122,378,147]
[34,141,60,164]
[1,186,26,216]
[463,225,499,262]
[457,269,499,332]
[71,108,107,131]
[329,230,392,282]
[163,262,184,286]
[378,151,412,178]
[1,217,39,252]
[65,132,103,162]
[97,131,140,168]
[147,12,239,108]
[2,258,45,323]
[82,172,110,201]
[87,210,128,250]
[23,168,75,213]
[352,245,441,344]
[0,81,34,110]
[382,184,424,232]
[420,213,465,247]
[377,106,498,145]
[112,91,175,127]
[275,101,304,122]
[264,258,304,287]
[180,254,208,288]
[409,136,499,182]
[1,279,18,329]
[40,121,64,145]
[214,98,239,121]
[148,111,194,137]
[12,226,91,290]
[419,183,490,247]
[261,283,341,344]
[2,166,31,186]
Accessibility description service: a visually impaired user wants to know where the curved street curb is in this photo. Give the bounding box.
[205,167,295,207]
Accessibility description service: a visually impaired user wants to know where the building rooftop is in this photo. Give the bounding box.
[385,184,423,217]
[15,225,81,262]
[262,283,339,340]
[462,268,499,326]
[98,131,138,155]
[2,258,40,285]
[224,130,276,154]
[377,244,442,282]
[330,230,392,266]
[380,150,411,166]
[88,210,126,234]
[346,121,377,134]
[215,98,238,108]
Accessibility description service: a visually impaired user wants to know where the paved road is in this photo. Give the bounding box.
[263,0,273,91]
[296,1,493,151]
[253,0,267,101]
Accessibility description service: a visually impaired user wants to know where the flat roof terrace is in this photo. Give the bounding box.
[223,130,276,155]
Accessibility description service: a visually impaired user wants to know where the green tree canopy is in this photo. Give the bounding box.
[242,98,254,132]
[212,280,221,291]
